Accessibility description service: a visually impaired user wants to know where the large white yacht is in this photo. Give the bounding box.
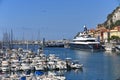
[69,26,105,51]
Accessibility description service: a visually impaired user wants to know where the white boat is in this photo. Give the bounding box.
[10,59,21,71]
[1,66,10,72]
[69,26,105,51]
[1,60,10,72]
[20,63,31,71]
[35,65,45,71]
[70,60,83,69]
[2,61,9,66]
[36,71,66,80]
[56,60,67,70]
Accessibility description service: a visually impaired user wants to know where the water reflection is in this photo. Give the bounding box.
[44,48,120,80]
[73,50,120,80]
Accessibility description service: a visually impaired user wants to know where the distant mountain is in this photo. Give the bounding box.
[100,6,120,29]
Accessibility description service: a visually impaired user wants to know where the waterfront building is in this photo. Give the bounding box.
[87,25,120,43]
[110,26,120,37]
[87,25,108,42]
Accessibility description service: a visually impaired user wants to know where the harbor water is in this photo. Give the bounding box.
[8,45,120,80]
[44,48,120,80]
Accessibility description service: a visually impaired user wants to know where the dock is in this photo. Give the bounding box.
[104,42,120,53]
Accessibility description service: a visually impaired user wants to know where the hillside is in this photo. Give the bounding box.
[101,6,120,29]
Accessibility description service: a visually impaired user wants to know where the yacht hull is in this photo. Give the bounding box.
[69,43,105,51]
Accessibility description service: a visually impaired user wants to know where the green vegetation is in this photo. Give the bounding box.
[111,35,120,40]
[106,20,120,29]
[114,20,120,26]
[109,35,120,42]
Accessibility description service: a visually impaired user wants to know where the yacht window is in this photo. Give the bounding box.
[73,40,95,42]
[86,40,95,42]
[88,35,91,37]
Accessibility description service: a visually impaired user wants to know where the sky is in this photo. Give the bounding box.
[0,0,119,40]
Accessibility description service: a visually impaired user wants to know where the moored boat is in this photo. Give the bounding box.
[69,26,105,51]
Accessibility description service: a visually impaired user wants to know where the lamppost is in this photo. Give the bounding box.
[108,25,110,43]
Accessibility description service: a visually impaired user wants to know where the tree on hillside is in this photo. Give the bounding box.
[114,20,120,26]
[107,20,120,29]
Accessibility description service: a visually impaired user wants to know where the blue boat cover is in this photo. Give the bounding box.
[35,71,44,76]
[20,76,26,80]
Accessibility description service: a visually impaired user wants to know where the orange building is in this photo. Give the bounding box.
[95,26,107,42]
[88,26,120,43]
